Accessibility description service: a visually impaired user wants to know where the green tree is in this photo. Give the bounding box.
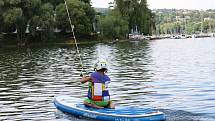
[2,0,42,42]
[3,7,24,41]
[35,3,55,41]
[3,8,23,25]
[39,3,54,29]
[115,0,154,35]
[0,0,4,32]
[0,0,96,42]
[55,0,95,36]
[22,0,42,20]
[100,10,128,39]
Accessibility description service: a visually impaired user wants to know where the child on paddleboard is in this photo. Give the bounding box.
[80,60,115,109]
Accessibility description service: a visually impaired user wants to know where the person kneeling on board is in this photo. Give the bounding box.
[80,60,115,109]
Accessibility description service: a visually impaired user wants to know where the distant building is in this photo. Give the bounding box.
[176,16,181,21]
[204,17,212,21]
[185,16,191,20]
[176,16,186,21]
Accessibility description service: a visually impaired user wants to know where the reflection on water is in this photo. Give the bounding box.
[0,38,215,121]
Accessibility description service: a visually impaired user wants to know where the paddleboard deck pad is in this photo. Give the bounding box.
[54,95,166,121]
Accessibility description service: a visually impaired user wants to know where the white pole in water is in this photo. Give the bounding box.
[64,0,84,76]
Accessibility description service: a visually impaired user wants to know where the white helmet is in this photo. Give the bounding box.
[94,60,108,71]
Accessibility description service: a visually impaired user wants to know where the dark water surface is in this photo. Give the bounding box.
[0,38,215,121]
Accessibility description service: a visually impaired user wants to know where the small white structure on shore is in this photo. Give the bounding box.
[192,34,196,39]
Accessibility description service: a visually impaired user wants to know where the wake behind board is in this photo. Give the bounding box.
[54,95,166,121]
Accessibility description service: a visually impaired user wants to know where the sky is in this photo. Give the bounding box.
[91,0,215,10]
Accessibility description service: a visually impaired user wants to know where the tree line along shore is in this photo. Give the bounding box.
[0,0,214,46]
[154,9,215,35]
[0,0,154,45]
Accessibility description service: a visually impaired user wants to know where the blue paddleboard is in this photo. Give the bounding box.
[54,95,166,121]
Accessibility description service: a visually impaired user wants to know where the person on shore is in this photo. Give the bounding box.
[80,60,115,109]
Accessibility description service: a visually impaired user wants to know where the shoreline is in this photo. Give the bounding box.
[0,38,130,49]
[1,35,214,49]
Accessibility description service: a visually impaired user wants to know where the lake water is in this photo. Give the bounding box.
[0,38,215,121]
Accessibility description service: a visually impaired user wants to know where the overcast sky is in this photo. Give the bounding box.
[91,0,215,10]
